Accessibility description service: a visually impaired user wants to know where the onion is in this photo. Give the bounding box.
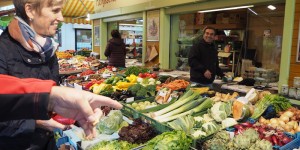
[296,126,300,132]
[280,115,289,123]
[270,118,278,124]
[278,120,286,127]
[259,117,267,124]
[283,111,294,118]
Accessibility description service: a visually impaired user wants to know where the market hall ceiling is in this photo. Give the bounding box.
[0,0,94,24]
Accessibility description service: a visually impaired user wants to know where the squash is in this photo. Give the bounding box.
[258,91,271,100]
[232,100,251,121]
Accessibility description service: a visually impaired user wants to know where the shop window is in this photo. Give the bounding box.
[75,29,92,51]
[170,2,285,79]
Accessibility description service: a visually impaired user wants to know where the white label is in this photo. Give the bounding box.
[126,97,134,103]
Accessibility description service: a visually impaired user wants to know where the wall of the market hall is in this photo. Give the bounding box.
[289,0,300,86]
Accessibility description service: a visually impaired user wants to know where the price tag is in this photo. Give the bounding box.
[158,91,166,97]
[126,97,134,103]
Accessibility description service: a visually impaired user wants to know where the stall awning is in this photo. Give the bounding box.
[62,0,94,24]
[0,0,94,25]
[64,17,91,24]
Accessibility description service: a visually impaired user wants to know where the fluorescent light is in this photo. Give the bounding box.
[119,23,143,27]
[267,5,276,10]
[248,8,258,15]
[198,5,254,13]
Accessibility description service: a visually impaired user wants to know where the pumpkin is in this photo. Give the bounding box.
[232,100,251,121]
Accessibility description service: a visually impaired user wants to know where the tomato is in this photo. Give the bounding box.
[139,73,145,78]
[144,73,151,77]
[151,73,157,78]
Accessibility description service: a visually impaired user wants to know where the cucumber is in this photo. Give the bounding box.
[138,97,177,113]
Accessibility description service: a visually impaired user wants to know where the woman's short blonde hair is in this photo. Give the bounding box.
[13,0,64,22]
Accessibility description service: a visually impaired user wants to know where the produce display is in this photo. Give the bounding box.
[56,62,300,150]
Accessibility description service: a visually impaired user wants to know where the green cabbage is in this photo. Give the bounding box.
[143,130,192,150]
[88,140,139,150]
[96,110,123,135]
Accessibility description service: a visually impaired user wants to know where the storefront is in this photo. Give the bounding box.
[90,0,299,92]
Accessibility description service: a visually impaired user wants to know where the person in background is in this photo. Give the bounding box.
[104,30,126,67]
[0,74,122,138]
[188,27,224,88]
[0,0,63,149]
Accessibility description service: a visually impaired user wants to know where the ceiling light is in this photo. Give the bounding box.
[119,23,143,27]
[267,5,276,10]
[86,13,90,21]
[248,8,258,15]
[198,5,254,13]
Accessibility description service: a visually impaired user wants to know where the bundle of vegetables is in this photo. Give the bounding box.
[258,109,300,134]
[278,107,300,122]
[142,130,192,150]
[202,130,231,150]
[87,140,139,150]
[202,129,273,150]
[110,90,133,102]
[152,90,213,122]
[90,83,114,96]
[228,128,273,150]
[250,94,291,119]
[208,101,232,122]
[191,115,221,139]
[96,110,126,135]
[127,83,157,98]
[156,79,190,91]
[234,123,294,147]
[118,118,157,144]
[137,77,161,86]
[167,115,195,134]
[124,66,149,76]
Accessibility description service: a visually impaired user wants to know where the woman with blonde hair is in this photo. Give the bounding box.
[0,0,65,149]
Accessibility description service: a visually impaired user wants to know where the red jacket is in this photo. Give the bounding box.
[0,75,55,121]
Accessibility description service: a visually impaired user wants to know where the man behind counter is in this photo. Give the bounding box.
[188,27,224,88]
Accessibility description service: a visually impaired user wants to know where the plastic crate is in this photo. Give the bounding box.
[279,132,300,150]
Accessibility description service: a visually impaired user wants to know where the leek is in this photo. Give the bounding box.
[159,98,213,123]
[155,97,206,120]
[153,90,198,117]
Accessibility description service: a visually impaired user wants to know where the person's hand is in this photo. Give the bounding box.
[36,119,66,131]
[204,70,212,79]
[48,86,123,139]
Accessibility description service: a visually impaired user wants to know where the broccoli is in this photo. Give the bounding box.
[146,85,157,97]
[127,84,143,95]
[136,86,147,97]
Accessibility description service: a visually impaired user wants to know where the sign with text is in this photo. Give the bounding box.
[95,0,150,13]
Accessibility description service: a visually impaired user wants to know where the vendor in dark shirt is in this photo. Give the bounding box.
[188,27,224,87]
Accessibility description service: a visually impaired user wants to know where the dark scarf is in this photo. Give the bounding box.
[8,17,58,62]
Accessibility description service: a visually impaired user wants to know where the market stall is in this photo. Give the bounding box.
[54,63,300,150]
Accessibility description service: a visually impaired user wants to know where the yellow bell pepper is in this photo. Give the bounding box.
[116,82,135,90]
[126,74,137,83]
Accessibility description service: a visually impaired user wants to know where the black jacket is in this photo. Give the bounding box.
[0,29,59,150]
[188,39,223,84]
[104,38,126,67]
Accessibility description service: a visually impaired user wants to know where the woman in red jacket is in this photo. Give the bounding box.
[0,74,122,138]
